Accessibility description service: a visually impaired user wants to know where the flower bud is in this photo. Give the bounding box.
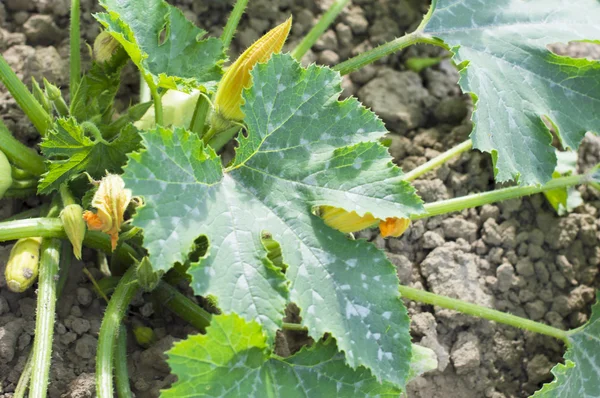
[320,206,379,234]
[0,150,13,199]
[94,31,124,65]
[5,237,42,293]
[83,174,132,250]
[31,77,52,114]
[60,204,86,260]
[43,78,62,101]
[213,18,292,123]
[379,218,411,238]
[135,256,161,292]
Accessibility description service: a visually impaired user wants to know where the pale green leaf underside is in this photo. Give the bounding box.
[532,292,600,397]
[95,0,223,92]
[39,118,140,194]
[163,314,435,397]
[124,54,424,387]
[425,0,600,185]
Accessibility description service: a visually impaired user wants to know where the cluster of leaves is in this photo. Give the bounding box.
[33,0,600,394]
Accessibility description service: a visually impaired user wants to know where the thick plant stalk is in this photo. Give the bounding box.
[13,352,33,398]
[220,0,250,51]
[70,0,81,94]
[291,0,350,60]
[0,217,138,264]
[0,119,46,176]
[189,93,211,135]
[114,326,133,398]
[0,55,52,136]
[96,267,139,398]
[402,139,473,182]
[29,238,61,398]
[399,285,569,344]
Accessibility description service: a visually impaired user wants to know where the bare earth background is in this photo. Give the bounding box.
[0,0,599,396]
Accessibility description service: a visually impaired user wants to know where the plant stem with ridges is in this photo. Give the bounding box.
[0,55,52,136]
[96,267,139,398]
[291,0,350,60]
[399,285,569,344]
[70,0,81,95]
[0,119,46,176]
[221,0,250,51]
[29,238,61,398]
[114,326,133,398]
[412,174,587,221]
[403,139,472,182]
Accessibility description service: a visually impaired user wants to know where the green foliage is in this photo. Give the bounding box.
[532,292,600,397]
[39,118,141,194]
[95,0,225,92]
[70,62,123,123]
[123,54,424,386]
[424,0,600,185]
[164,313,436,397]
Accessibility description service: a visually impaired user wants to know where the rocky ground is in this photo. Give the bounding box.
[1,0,599,397]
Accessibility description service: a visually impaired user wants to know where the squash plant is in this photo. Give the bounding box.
[0,0,599,396]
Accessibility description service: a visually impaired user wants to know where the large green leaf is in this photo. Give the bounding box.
[532,292,600,397]
[123,54,424,387]
[95,0,224,92]
[424,0,600,185]
[163,313,436,397]
[39,118,141,194]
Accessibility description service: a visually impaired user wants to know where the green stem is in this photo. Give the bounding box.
[189,93,211,135]
[291,0,350,60]
[70,0,81,95]
[333,32,448,76]
[56,242,73,297]
[13,351,33,398]
[59,183,77,206]
[154,282,211,332]
[96,267,139,398]
[403,139,473,182]
[150,85,163,126]
[29,238,61,398]
[399,285,569,344]
[10,179,38,190]
[220,0,250,51]
[207,125,241,152]
[51,96,70,117]
[0,217,138,264]
[155,282,305,333]
[416,0,438,31]
[0,119,46,176]
[412,174,587,221]
[114,326,133,398]
[11,166,33,180]
[0,55,52,136]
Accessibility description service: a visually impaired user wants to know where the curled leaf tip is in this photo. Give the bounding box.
[213,17,292,123]
[83,174,132,250]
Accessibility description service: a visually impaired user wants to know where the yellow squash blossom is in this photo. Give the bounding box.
[83,174,132,250]
[213,17,292,123]
[320,206,411,238]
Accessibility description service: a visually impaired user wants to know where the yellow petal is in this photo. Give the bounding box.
[84,174,132,250]
[214,17,292,122]
[321,206,379,234]
[379,218,411,238]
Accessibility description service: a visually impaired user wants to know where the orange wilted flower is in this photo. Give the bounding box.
[379,218,411,238]
[83,174,132,250]
[213,17,292,122]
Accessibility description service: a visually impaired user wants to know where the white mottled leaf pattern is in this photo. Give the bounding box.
[425,0,600,184]
[123,54,424,387]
